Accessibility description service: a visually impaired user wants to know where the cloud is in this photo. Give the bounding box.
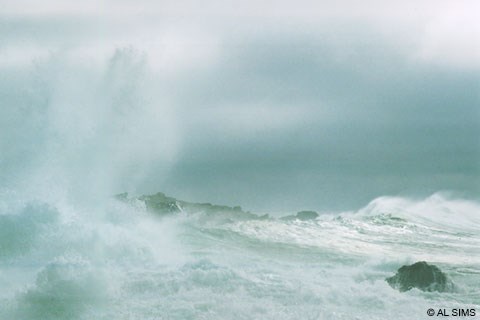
[414,2,480,69]
[1,0,478,210]
[154,32,479,210]
[2,0,479,69]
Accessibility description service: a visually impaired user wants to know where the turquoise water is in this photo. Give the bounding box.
[0,192,478,319]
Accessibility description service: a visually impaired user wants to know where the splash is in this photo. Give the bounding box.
[0,48,179,203]
[1,46,479,320]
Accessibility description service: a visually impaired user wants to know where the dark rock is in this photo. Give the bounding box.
[386,261,452,292]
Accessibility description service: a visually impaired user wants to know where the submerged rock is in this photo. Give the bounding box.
[386,261,452,292]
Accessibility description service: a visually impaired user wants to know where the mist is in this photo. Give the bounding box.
[1,2,480,320]
[1,0,479,211]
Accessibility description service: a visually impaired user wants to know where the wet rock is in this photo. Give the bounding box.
[139,192,181,214]
[386,261,452,292]
[115,192,261,220]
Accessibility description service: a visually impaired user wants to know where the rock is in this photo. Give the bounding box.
[115,192,261,220]
[281,210,319,221]
[139,192,181,214]
[386,261,452,292]
[296,211,319,221]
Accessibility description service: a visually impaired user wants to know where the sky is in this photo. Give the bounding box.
[1,0,479,212]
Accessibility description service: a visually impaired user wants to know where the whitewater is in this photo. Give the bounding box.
[1,49,479,320]
[0,188,479,319]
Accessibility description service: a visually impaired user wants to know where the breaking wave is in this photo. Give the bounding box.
[0,191,479,320]
[1,49,478,319]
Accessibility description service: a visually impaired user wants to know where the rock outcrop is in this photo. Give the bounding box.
[386,261,452,292]
[115,192,267,221]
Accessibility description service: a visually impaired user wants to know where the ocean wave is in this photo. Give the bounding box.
[0,192,479,319]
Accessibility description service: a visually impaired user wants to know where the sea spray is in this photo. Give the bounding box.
[0,37,478,320]
[0,48,179,202]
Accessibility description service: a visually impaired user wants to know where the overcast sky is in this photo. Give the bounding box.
[1,1,479,211]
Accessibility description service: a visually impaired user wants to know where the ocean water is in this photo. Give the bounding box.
[1,46,479,320]
[0,191,479,320]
